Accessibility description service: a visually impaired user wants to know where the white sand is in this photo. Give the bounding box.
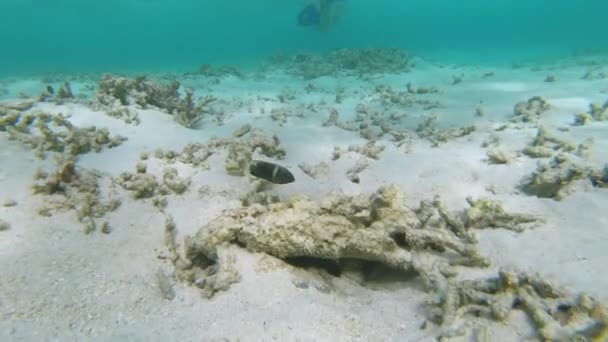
[1,58,607,341]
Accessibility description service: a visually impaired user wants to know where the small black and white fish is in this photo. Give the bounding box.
[249,160,295,184]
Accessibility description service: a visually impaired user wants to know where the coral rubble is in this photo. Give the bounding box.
[91,74,216,127]
[32,157,121,233]
[425,268,608,341]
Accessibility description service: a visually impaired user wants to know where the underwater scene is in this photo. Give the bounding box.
[1,0,608,341]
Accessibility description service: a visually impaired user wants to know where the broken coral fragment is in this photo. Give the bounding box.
[522,127,576,158]
[519,154,593,200]
[32,157,121,232]
[425,268,608,341]
[511,96,550,123]
[91,74,215,127]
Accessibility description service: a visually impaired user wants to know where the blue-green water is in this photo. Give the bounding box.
[1,0,607,75]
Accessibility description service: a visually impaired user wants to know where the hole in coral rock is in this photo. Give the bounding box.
[389,231,411,249]
[284,256,342,277]
[284,256,420,289]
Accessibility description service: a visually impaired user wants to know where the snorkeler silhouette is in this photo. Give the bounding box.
[297,0,345,35]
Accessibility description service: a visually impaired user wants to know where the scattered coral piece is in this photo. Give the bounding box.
[511,96,551,123]
[117,166,191,199]
[347,141,385,160]
[416,114,475,147]
[32,157,121,232]
[463,197,542,232]
[346,158,369,184]
[485,149,518,165]
[519,154,593,200]
[522,127,576,158]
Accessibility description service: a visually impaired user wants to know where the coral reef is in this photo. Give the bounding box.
[90,74,216,127]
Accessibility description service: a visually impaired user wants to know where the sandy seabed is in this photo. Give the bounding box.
[1,53,608,341]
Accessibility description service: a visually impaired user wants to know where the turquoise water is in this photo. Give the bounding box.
[1,0,607,75]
